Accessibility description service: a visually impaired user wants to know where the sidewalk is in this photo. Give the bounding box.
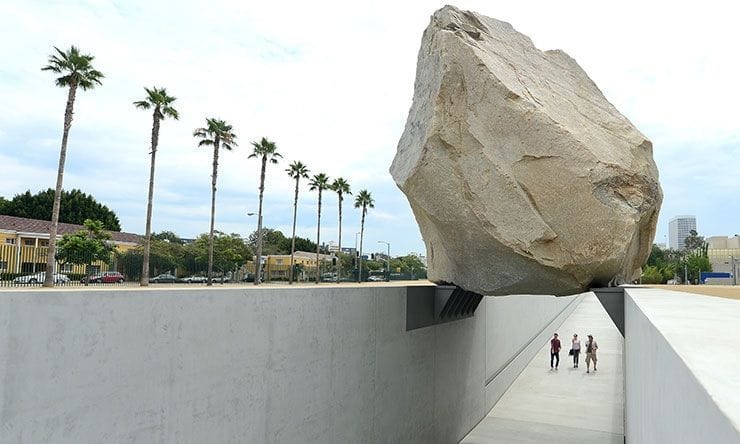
[461,293,623,443]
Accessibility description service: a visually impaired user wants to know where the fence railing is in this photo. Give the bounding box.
[0,244,426,287]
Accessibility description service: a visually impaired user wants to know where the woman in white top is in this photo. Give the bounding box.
[571,333,581,368]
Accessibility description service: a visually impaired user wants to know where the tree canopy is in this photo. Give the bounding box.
[0,188,121,231]
[190,231,252,273]
[683,229,705,251]
[246,228,322,255]
[56,219,113,267]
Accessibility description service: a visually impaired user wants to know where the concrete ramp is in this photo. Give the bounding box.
[462,293,624,443]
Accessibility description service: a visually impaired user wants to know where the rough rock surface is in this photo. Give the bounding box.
[391,6,662,296]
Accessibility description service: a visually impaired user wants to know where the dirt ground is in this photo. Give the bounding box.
[646,284,740,300]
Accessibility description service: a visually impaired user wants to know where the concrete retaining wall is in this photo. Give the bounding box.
[624,288,740,443]
[0,286,579,443]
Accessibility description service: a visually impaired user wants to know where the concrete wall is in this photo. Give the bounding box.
[0,286,578,443]
[624,288,740,443]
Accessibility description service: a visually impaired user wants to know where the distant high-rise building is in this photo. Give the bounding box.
[668,215,697,250]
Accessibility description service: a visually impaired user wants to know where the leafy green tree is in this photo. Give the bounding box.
[286,160,309,284]
[682,253,712,284]
[684,229,705,251]
[56,219,112,284]
[42,46,104,287]
[152,230,184,244]
[190,232,251,275]
[247,228,288,255]
[354,189,374,282]
[193,118,237,285]
[0,189,120,230]
[278,235,319,255]
[134,86,179,286]
[309,173,331,283]
[0,196,8,213]
[117,237,188,280]
[389,254,427,275]
[331,177,351,283]
[645,244,667,267]
[248,137,282,285]
[641,265,664,284]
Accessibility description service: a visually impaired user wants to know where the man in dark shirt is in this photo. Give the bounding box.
[550,333,561,370]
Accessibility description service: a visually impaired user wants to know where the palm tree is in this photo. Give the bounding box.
[41,46,104,287]
[354,190,374,283]
[134,87,179,287]
[286,161,309,284]
[248,137,282,285]
[331,178,351,283]
[193,118,237,286]
[309,173,331,283]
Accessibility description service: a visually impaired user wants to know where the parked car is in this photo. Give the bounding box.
[368,275,385,282]
[13,272,70,284]
[149,273,177,283]
[81,271,125,284]
[241,274,262,283]
[211,275,231,284]
[181,275,207,284]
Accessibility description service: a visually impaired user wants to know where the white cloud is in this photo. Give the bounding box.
[1,0,739,255]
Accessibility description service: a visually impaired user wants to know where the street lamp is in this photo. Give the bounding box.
[248,212,263,285]
[378,240,390,282]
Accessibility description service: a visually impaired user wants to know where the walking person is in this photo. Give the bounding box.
[585,334,598,373]
[571,333,581,368]
[550,333,561,370]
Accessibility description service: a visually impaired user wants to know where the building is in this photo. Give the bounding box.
[0,215,140,275]
[706,235,740,276]
[263,250,334,281]
[668,215,697,250]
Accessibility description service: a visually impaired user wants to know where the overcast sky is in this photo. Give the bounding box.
[1,0,738,255]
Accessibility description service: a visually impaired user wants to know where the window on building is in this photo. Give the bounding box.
[0,261,7,271]
[39,240,49,247]
[23,239,35,247]
[89,265,101,275]
[60,263,73,273]
[276,259,283,265]
[5,238,15,245]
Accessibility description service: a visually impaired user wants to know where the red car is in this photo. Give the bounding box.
[81,271,125,284]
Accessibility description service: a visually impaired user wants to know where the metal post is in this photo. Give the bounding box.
[378,241,390,282]
[733,255,736,286]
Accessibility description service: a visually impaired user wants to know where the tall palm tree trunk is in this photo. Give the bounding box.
[336,195,343,283]
[141,110,161,286]
[289,178,299,284]
[358,207,365,283]
[316,190,322,284]
[207,139,220,286]
[255,156,267,285]
[44,81,78,287]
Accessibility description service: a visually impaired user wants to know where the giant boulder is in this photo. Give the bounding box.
[390,6,662,296]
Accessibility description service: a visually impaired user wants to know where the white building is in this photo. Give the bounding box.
[668,215,697,250]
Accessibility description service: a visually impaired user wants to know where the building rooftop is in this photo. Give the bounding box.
[0,214,141,245]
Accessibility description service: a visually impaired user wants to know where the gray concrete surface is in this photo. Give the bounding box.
[0,286,579,443]
[625,288,740,443]
[462,293,624,443]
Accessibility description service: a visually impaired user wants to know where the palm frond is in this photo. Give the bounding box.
[133,100,151,109]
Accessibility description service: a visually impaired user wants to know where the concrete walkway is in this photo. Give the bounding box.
[461,293,623,443]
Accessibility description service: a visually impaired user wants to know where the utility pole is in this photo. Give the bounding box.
[248,212,263,284]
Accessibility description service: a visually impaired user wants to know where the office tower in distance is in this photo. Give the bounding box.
[669,215,697,250]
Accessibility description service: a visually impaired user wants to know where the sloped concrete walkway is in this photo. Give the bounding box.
[461,293,623,443]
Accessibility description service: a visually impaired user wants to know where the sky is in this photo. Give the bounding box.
[1,0,739,256]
